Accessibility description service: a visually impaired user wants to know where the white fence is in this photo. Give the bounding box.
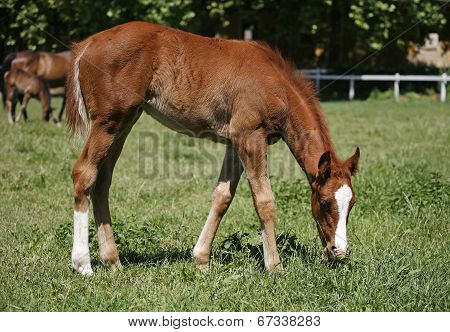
[300,69,448,102]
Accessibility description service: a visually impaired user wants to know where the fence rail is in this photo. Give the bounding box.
[300,70,448,102]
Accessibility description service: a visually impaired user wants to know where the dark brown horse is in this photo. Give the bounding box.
[4,68,52,123]
[67,22,360,276]
[1,50,70,122]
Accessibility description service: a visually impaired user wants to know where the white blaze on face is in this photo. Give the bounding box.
[334,184,352,254]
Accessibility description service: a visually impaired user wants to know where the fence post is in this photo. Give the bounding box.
[349,76,355,101]
[440,73,447,103]
[394,73,400,102]
[315,68,321,92]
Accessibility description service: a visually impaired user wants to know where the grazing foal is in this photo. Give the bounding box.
[67,22,360,276]
[1,50,70,121]
[4,68,52,124]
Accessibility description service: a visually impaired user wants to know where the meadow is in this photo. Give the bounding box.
[0,99,448,311]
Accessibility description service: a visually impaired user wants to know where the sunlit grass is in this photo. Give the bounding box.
[0,98,448,311]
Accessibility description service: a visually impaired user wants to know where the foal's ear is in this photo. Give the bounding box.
[317,151,331,183]
[345,147,360,176]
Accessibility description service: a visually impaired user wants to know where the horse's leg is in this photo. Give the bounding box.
[5,87,15,124]
[71,111,138,275]
[20,93,29,121]
[17,92,31,122]
[57,94,66,122]
[193,145,243,268]
[11,94,23,122]
[91,114,140,271]
[22,107,29,122]
[40,95,51,122]
[235,131,283,271]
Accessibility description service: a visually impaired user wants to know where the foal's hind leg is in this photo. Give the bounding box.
[71,111,139,275]
[235,130,283,271]
[193,145,243,269]
[11,94,24,122]
[91,116,139,271]
[16,93,30,122]
[71,126,113,276]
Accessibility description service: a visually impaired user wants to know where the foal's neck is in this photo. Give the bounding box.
[283,98,337,184]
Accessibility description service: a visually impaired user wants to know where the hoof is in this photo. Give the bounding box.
[193,255,210,272]
[195,261,209,272]
[110,260,123,272]
[72,252,93,276]
[193,248,210,271]
[72,261,93,276]
[100,249,121,270]
[267,262,285,273]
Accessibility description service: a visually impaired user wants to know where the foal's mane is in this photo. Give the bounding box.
[249,41,336,160]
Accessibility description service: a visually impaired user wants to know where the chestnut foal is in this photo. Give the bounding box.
[1,50,70,121]
[4,68,52,123]
[67,22,360,276]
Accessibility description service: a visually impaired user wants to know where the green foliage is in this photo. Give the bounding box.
[369,88,394,100]
[403,91,422,101]
[0,0,199,52]
[368,88,442,102]
[1,1,448,70]
[349,0,446,52]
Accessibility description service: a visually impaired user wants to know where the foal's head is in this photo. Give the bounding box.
[310,147,360,261]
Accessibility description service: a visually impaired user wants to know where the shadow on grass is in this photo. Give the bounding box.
[118,248,192,267]
[213,231,321,270]
[105,232,324,270]
[111,232,322,269]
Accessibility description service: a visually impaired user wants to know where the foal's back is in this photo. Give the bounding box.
[6,68,46,96]
[71,21,293,139]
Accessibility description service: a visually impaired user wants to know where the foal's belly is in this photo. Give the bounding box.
[14,86,25,95]
[142,98,230,143]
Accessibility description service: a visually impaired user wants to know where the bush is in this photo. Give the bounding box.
[368,88,394,101]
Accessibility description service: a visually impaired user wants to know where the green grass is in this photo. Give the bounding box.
[0,99,448,311]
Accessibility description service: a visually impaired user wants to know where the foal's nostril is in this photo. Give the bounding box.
[331,245,337,251]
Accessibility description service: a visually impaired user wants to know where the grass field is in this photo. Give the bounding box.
[0,99,448,311]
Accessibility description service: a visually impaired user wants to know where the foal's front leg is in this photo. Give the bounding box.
[193,145,243,269]
[5,87,16,124]
[236,131,283,271]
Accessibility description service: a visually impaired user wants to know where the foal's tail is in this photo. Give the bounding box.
[66,42,90,138]
[0,52,17,111]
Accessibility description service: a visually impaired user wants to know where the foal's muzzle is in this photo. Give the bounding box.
[325,246,350,261]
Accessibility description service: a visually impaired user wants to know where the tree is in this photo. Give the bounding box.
[0,0,448,72]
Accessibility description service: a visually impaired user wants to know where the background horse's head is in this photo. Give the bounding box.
[310,147,360,261]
